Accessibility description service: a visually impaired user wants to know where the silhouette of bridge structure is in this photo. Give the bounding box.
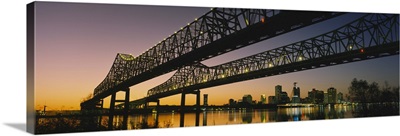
[121,13,399,109]
[80,8,399,129]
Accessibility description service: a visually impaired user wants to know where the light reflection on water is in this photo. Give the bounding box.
[110,105,354,129]
[34,103,399,134]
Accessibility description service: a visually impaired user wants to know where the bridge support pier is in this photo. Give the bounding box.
[155,100,160,126]
[179,89,201,127]
[97,99,104,128]
[107,88,130,130]
[180,91,186,127]
[122,88,130,130]
[108,92,116,130]
[195,90,200,126]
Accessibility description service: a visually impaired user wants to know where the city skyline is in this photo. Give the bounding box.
[216,84,352,105]
[34,2,399,110]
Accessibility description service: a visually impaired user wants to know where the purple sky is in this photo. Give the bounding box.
[34,2,399,110]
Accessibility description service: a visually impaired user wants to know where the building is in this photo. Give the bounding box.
[316,90,324,104]
[327,87,337,104]
[308,88,324,104]
[337,92,344,103]
[292,82,301,103]
[268,96,276,104]
[260,94,267,104]
[203,94,208,106]
[275,85,282,104]
[229,99,236,106]
[242,94,253,104]
[324,93,329,104]
[280,92,290,104]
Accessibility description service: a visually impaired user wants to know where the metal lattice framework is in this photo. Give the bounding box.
[83,8,341,107]
[146,13,399,99]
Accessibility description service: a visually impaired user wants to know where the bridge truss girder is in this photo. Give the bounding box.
[83,8,342,108]
[146,13,399,99]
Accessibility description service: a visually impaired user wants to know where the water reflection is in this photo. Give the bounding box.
[111,105,354,128]
[35,104,399,134]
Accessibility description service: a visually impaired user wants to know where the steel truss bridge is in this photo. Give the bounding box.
[81,8,398,122]
[81,8,343,109]
[122,13,399,109]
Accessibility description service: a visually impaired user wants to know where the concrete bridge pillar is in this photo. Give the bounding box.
[97,99,104,128]
[180,91,186,127]
[108,92,116,130]
[155,100,160,126]
[107,88,130,130]
[195,90,200,126]
[122,88,130,130]
[180,89,201,127]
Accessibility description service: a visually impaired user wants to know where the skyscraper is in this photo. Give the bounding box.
[337,92,344,103]
[292,82,301,103]
[327,87,337,104]
[308,88,324,104]
[275,85,282,104]
[203,94,208,106]
[324,92,329,104]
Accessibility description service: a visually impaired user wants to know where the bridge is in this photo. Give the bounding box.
[121,13,399,109]
[80,8,398,129]
[81,8,343,110]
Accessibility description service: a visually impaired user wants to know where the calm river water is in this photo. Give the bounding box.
[36,104,399,134]
[110,105,354,129]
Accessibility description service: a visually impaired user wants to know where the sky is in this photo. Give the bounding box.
[34,2,399,110]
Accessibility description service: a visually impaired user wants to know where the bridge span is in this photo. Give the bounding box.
[122,13,399,109]
[81,8,342,110]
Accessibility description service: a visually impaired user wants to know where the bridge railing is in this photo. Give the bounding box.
[147,13,399,97]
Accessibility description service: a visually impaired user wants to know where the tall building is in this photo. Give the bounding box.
[292,82,301,103]
[337,92,344,103]
[203,94,208,106]
[275,85,282,104]
[316,90,324,104]
[327,87,337,104]
[260,94,267,104]
[308,88,324,104]
[242,94,253,104]
[324,93,329,104]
